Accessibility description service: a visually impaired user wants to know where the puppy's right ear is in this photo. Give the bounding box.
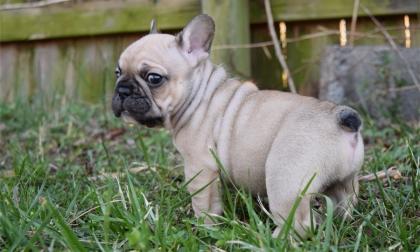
[149,19,158,34]
[176,14,215,65]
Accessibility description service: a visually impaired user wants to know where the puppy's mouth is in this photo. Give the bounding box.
[121,111,163,127]
[112,94,163,128]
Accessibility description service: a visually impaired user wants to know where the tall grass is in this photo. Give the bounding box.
[0,98,418,250]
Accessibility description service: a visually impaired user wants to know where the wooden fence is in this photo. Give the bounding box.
[0,0,418,103]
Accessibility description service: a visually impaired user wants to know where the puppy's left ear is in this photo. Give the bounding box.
[176,14,215,64]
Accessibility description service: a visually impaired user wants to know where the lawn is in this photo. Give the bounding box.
[0,98,419,251]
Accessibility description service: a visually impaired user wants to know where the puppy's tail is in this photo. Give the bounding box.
[336,106,362,132]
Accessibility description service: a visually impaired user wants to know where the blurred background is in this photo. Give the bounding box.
[0,0,419,122]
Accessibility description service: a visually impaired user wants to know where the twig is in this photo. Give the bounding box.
[358,166,403,182]
[263,0,297,93]
[349,0,360,46]
[69,200,122,225]
[0,0,69,11]
[214,41,274,50]
[388,85,418,92]
[213,30,341,50]
[361,5,420,92]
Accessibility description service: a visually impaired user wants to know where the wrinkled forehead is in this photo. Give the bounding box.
[118,34,182,72]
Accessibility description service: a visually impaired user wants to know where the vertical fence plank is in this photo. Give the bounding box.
[202,0,251,77]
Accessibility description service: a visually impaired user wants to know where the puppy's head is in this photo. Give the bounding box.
[111,14,215,127]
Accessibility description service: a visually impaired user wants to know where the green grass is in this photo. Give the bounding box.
[0,98,419,251]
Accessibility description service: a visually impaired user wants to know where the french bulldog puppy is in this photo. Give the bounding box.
[111,14,364,236]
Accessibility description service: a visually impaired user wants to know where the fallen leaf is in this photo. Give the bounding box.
[0,170,15,178]
[106,128,126,140]
[88,166,150,181]
[49,163,59,174]
[0,123,6,132]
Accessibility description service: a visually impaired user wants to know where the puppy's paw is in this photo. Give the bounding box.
[272,226,281,238]
[271,221,313,239]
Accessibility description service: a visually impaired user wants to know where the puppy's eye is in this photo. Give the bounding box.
[146,73,164,87]
[115,67,121,78]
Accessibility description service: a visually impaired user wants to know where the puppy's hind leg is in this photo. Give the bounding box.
[270,195,314,238]
[265,137,323,237]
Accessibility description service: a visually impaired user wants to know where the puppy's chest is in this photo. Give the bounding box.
[173,126,214,159]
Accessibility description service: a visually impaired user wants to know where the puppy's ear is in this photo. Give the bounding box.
[149,19,158,34]
[176,14,215,64]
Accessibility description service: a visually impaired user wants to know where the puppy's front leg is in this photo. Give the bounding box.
[184,162,222,223]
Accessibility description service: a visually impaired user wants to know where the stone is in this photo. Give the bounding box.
[319,46,420,123]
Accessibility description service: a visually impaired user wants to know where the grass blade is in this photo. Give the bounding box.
[321,195,334,252]
[45,200,87,252]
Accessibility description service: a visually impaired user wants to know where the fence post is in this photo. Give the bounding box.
[202,0,251,77]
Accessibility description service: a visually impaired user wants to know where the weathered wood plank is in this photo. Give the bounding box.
[1,0,418,42]
[0,34,140,103]
[202,0,251,77]
[250,0,419,23]
[0,0,200,42]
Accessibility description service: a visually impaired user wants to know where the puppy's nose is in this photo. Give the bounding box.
[118,87,132,96]
[116,83,133,98]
